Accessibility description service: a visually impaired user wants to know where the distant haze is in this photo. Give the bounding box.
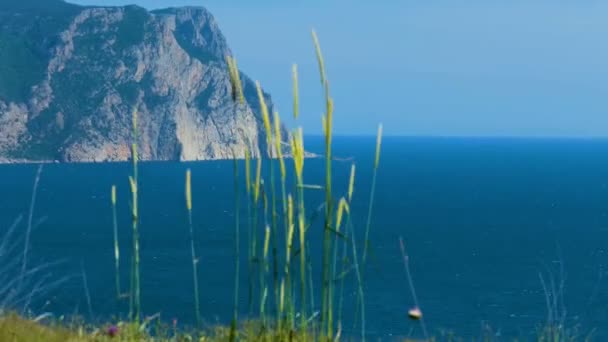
[69,0,608,137]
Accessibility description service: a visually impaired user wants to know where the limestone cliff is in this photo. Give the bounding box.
[0,0,281,162]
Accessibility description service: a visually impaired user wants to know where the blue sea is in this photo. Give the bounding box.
[2,136,608,340]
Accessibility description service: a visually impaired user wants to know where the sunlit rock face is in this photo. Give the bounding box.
[0,1,282,162]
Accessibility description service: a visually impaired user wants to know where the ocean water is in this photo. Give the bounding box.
[1,136,608,340]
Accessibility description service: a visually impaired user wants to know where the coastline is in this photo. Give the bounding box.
[0,152,322,165]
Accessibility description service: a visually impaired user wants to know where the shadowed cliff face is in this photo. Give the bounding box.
[0,1,281,162]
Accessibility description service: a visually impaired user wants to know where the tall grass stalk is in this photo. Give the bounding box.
[349,219,365,342]
[269,139,279,327]
[260,180,269,324]
[230,157,241,342]
[290,61,308,335]
[288,63,299,331]
[80,262,93,320]
[244,149,254,313]
[185,170,201,326]
[330,198,348,337]
[312,28,336,339]
[129,255,134,320]
[129,108,141,322]
[227,55,245,342]
[307,244,315,318]
[256,82,280,325]
[362,123,383,264]
[261,225,271,326]
[111,185,120,299]
[279,278,285,318]
[290,128,307,334]
[338,164,356,327]
[19,164,43,293]
[273,111,292,328]
[285,194,295,327]
[354,124,382,331]
[252,158,262,316]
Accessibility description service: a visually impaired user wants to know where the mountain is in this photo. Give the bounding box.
[0,0,280,162]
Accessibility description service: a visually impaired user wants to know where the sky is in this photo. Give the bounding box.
[69,0,608,137]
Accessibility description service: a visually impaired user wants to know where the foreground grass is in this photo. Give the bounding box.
[0,29,595,342]
[0,313,591,342]
[0,313,322,342]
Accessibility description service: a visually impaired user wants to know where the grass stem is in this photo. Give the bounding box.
[185,170,201,326]
[111,185,121,300]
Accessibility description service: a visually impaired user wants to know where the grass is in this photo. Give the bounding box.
[315,28,336,338]
[0,29,598,342]
[0,312,593,342]
[231,157,241,342]
[111,185,121,300]
[185,169,201,326]
[0,314,334,342]
[18,164,43,292]
[337,164,356,330]
[129,108,141,322]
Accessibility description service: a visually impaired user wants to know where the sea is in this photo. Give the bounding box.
[1,136,608,340]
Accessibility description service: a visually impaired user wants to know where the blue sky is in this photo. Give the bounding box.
[70,0,608,136]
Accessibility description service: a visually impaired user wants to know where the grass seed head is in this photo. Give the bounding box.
[255,81,273,148]
[348,164,356,202]
[273,111,286,178]
[186,169,192,211]
[226,56,244,105]
[311,30,326,85]
[375,124,383,169]
[336,198,349,232]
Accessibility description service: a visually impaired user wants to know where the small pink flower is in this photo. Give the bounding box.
[107,325,119,337]
[173,318,178,329]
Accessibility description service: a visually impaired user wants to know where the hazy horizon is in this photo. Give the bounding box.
[69,0,608,138]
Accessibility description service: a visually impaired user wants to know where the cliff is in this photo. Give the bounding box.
[0,0,281,162]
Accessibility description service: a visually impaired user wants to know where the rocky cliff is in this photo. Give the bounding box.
[0,0,281,162]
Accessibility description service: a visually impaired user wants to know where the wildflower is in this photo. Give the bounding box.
[107,325,119,337]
